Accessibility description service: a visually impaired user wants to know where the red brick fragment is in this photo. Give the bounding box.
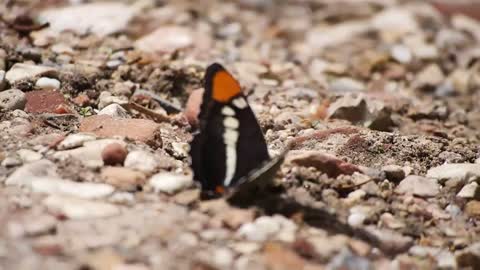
[79,115,162,147]
[25,89,70,114]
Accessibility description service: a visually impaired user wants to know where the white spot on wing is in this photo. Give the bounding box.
[222,106,240,186]
[232,97,248,109]
[224,116,239,129]
[222,106,235,116]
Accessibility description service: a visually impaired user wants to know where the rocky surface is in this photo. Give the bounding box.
[1,0,480,269]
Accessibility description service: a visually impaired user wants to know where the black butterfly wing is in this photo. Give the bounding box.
[189,63,270,193]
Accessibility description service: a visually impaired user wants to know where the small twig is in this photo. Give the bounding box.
[122,102,171,123]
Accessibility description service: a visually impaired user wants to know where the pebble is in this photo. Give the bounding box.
[8,215,57,238]
[1,156,22,168]
[436,250,457,269]
[380,213,405,229]
[457,182,480,199]
[57,133,96,150]
[367,226,413,254]
[0,89,27,111]
[124,150,159,174]
[101,167,146,191]
[184,88,204,126]
[326,93,393,131]
[372,8,418,37]
[307,21,370,51]
[390,44,412,64]
[5,159,58,187]
[171,142,189,159]
[5,63,58,84]
[54,139,126,168]
[465,201,480,218]
[456,242,480,269]
[43,195,120,219]
[35,77,61,90]
[135,26,195,54]
[288,150,360,177]
[0,70,5,91]
[237,215,284,242]
[446,204,462,217]
[212,248,234,268]
[230,242,261,254]
[382,165,406,182]
[31,178,114,199]
[97,91,129,109]
[329,77,365,93]
[149,173,192,194]
[328,248,372,270]
[395,175,440,197]
[427,163,480,181]
[16,149,43,163]
[348,212,367,227]
[98,103,130,118]
[415,64,445,88]
[79,115,161,147]
[101,143,128,165]
[40,3,135,37]
[345,189,367,205]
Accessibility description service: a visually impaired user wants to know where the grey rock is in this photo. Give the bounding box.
[0,70,5,91]
[456,242,480,269]
[382,165,405,182]
[1,156,22,168]
[329,77,365,93]
[327,93,393,131]
[396,175,440,197]
[427,163,480,181]
[57,133,96,150]
[457,182,480,199]
[124,150,158,174]
[390,44,412,64]
[327,248,372,270]
[5,159,58,187]
[98,103,130,118]
[16,149,42,163]
[5,63,58,84]
[42,195,120,219]
[97,91,128,109]
[0,89,27,111]
[415,64,444,89]
[237,215,282,242]
[39,3,136,37]
[54,139,125,168]
[31,178,115,199]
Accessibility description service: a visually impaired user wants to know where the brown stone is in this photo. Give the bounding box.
[288,151,360,177]
[73,94,90,106]
[184,88,203,127]
[263,242,306,270]
[101,143,128,165]
[25,89,71,114]
[465,200,480,218]
[101,167,146,191]
[79,115,162,147]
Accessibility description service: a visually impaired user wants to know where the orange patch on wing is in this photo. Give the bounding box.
[215,185,226,194]
[212,70,241,103]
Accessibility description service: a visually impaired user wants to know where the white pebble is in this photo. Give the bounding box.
[149,173,192,194]
[35,77,61,90]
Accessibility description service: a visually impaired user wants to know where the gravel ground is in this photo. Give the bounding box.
[1,0,480,269]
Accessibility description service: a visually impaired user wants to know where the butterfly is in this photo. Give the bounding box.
[189,63,286,200]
